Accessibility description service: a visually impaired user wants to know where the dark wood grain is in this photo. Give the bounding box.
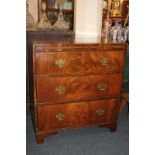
[37,101,90,131]
[28,35,126,143]
[26,30,74,103]
[34,50,124,75]
[37,99,117,131]
[36,74,122,103]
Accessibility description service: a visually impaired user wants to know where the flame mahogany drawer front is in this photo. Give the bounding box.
[36,74,122,103]
[34,51,124,75]
[37,99,117,131]
[29,40,126,143]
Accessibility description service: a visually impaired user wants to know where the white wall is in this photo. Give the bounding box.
[74,0,103,40]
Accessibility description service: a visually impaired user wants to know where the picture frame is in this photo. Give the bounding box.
[110,0,122,17]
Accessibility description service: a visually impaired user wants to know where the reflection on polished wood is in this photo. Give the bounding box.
[28,35,126,143]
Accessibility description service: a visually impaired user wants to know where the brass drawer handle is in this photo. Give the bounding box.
[100,57,109,66]
[96,108,105,116]
[55,59,65,68]
[97,83,107,91]
[55,86,66,94]
[56,113,65,121]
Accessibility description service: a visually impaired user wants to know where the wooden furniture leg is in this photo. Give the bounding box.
[99,123,117,132]
[35,132,58,144]
[109,123,117,132]
[36,134,45,144]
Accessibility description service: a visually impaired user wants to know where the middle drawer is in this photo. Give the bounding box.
[35,74,121,103]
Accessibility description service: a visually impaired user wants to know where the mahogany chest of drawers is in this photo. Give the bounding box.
[28,38,126,143]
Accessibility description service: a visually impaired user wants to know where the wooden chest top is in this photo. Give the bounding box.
[32,37,127,51]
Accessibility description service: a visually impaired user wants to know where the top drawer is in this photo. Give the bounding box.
[34,51,124,75]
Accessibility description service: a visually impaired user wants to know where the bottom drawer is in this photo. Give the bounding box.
[37,99,118,131]
[89,100,116,124]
